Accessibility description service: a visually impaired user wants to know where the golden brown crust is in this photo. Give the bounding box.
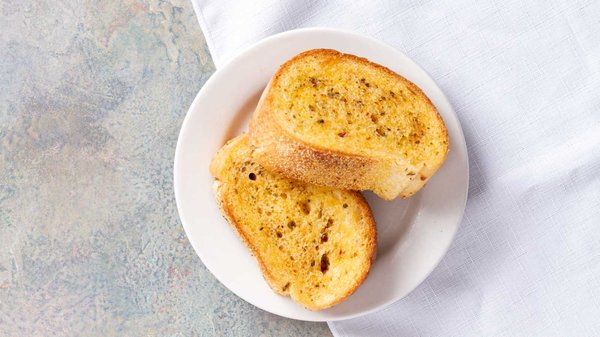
[249,49,448,200]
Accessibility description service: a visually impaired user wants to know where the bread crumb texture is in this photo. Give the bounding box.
[270,49,447,166]
[210,135,376,310]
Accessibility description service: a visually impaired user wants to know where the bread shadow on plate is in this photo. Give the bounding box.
[221,86,265,145]
[363,191,421,257]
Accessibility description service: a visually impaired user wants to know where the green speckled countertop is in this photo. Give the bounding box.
[0,1,332,336]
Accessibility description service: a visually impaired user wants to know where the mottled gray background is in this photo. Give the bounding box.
[0,1,332,336]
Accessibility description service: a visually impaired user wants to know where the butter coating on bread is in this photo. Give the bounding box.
[249,49,448,200]
[209,135,376,310]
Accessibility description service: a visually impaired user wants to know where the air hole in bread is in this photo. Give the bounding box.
[320,253,330,273]
[320,233,328,243]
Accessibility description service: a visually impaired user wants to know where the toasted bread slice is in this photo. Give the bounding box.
[249,49,448,200]
[209,134,376,310]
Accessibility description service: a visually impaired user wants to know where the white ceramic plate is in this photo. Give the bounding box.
[174,28,469,321]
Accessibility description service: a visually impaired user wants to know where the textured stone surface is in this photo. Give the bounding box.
[0,1,332,336]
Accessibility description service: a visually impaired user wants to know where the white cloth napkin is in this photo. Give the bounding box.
[191,0,600,336]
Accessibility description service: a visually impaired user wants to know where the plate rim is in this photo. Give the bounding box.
[174,27,469,321]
